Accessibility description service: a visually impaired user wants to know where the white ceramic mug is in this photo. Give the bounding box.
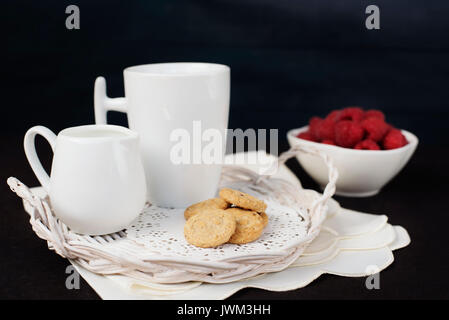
[94,62,230,208]
[24,124,147,235]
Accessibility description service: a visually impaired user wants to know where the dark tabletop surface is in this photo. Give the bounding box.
[1,134,447,300]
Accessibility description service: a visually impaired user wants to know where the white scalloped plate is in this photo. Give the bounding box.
[303,208,391,256]
[323,208,388,238]
[291,224,396,267]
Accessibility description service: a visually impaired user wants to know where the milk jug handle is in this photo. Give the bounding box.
[23,126,57,193]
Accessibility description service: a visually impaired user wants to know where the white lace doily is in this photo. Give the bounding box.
[7,145,338,283]
[127,198,311,263]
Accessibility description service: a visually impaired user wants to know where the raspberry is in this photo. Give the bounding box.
[383,129,408,150]
[297,131,315,142]
[335,120,364,148]
[317,118,336,141]
[308,117,322,140]
[361,117,389,142]
[354,139,380,150]
[363,109,385,121]
[321,139,336,146]
[339,107,364,122]
[325,110,341,123]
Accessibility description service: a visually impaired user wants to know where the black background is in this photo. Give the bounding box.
[1,1,448,299]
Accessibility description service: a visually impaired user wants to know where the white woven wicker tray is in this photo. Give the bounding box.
[8,145,338,284]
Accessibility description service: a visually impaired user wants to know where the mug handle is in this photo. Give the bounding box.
[23,126,57,193]
[94,76,128,124]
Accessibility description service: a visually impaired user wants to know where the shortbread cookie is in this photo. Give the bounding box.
[226,208,264,244]
[184,198,229,220]
[259,212,269,228]
[219,188,267,213]
[184,209,236,248]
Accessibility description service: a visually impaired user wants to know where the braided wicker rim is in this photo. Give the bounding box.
[7,145,338,283]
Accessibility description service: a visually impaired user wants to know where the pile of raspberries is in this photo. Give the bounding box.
[297,107,408,150]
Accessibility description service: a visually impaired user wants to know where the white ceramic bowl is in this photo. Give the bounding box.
[287,126,418,197]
